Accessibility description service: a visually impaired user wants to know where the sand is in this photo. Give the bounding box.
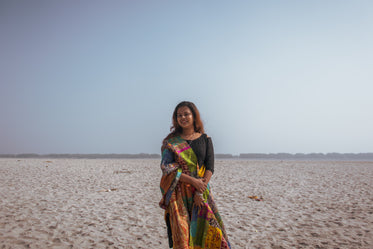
[0,158,372,249]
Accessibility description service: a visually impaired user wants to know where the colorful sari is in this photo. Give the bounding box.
[159,136,231,249]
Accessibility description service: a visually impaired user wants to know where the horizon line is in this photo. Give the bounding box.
[1,152,373,160]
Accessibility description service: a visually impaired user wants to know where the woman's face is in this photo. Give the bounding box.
[176,106,194,130]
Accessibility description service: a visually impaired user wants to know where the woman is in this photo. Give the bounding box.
[159,101,231,249]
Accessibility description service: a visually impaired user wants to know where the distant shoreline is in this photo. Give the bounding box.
[1,153,373,161]
[0,153,161,159]
[220,153,373,161]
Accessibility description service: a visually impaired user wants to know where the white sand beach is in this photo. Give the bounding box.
[0,158,372,248]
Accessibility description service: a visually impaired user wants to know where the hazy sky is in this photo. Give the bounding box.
[1,0,372,155]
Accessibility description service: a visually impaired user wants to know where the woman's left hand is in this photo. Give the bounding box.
[193,178,207,193]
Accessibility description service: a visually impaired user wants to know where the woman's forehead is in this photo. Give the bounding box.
[177,106,191,113]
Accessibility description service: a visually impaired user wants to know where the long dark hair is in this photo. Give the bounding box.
[163,101,205,143]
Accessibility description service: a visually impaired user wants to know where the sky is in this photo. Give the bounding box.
[1,0,372,155]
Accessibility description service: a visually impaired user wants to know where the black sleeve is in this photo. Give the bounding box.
[204,136,214,174]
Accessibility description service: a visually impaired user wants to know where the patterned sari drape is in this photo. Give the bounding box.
[159,136,231,249]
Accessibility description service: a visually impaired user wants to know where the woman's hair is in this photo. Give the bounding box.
[163,101,205,143]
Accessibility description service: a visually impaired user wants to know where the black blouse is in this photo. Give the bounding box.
[186,134,214,174]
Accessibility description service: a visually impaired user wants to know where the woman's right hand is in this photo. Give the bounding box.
[193,178,207,193]
[194,193,205,208]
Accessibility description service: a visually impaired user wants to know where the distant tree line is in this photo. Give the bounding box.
[1,153,373,160]
[0,153,161,159]
[238,153,373,160]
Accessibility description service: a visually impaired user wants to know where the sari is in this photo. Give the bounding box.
[159,136,231,249]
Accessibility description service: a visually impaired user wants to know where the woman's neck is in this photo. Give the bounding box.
[182,128,195,136]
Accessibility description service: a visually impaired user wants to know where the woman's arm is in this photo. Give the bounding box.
[202,169,213,184]
[203,136,214,184]
[179,173,207,193]
[162,147,207,193]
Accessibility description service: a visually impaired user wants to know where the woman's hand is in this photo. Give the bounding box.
[194,192,205,208]
[193,178,207,193]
